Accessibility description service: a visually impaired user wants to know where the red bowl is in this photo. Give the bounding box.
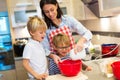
[101,44,119,58]
[111,61,120,80]
[58,59,82,77]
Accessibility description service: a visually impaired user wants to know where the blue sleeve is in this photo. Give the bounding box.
[66,16,92,41]
[42,35,50,50]
[41,32,51,56]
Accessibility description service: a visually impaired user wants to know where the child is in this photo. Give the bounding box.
[22,16,60,80]
[49,33,92,75]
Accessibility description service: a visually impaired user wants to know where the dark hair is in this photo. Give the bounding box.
[39,0,63,28]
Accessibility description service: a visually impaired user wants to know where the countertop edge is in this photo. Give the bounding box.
[14,57,23,61]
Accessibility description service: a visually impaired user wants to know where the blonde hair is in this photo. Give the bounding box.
[52,33,71,47]
[27,16,47,34]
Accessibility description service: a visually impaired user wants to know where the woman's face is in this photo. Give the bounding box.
[42,4,58,21]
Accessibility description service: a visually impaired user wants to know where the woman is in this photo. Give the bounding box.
[39,0,92,61]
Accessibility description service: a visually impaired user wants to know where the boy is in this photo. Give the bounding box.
[49,33,92,75]
[22,16,60,80]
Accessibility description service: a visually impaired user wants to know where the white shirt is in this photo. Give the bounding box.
[23,38,48,78]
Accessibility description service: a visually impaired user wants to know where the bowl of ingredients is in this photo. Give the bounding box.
[58,59,82,77]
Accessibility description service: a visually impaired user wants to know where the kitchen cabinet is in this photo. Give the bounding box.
[6,0,41,28]
[15,58,28,80]
[101,0,120,10]
[99,0,120,17]
[0,58,28,80]
[82,0,120,17]
[7,0,35,9]
[58,0,97,20]
[72,0,98,20]
[0,69,16,80]
[71,0,85,20]
[59,0,74,16]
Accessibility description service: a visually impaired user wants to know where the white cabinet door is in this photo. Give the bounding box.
[58,0,97,20]
[7,0,41,28]
[98,0,120,17]
[72,0,97,20]
[72,0,86,20]
[15,59,28,80]
[8,0,35,8]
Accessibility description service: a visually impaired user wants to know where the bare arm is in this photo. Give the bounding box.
[82,61,92,71]
[23,59,47,79]
[74,37,87,53]
[49,53,61,64]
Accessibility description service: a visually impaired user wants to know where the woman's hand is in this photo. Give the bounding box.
[74,37,87,53]
[74,43,84,53]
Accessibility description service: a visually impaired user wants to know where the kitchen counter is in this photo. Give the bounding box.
[46,57,120,80]
[14,57,23,61]
[82,57,118,80]
[14,57,119,80]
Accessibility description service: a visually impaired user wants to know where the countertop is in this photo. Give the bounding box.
[14,57,23,61]
[82,57,118,80]
[14,56,119,80]
[46,57,120,80]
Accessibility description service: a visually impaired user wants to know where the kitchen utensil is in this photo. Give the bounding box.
[58,59,82,77]
[69,49,86,60]
[101,44,119,58]
[111,61,120,80]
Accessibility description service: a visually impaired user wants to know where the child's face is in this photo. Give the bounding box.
[30,30,46,42]
[54,44,71,57]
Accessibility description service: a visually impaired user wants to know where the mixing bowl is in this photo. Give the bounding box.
[58,59,82,77]
[111,61,120,80]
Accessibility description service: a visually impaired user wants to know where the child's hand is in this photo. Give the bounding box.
[85,66,92,71]
[35,73,48,80]
[49,54,61,64]
[52,54,61,64]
